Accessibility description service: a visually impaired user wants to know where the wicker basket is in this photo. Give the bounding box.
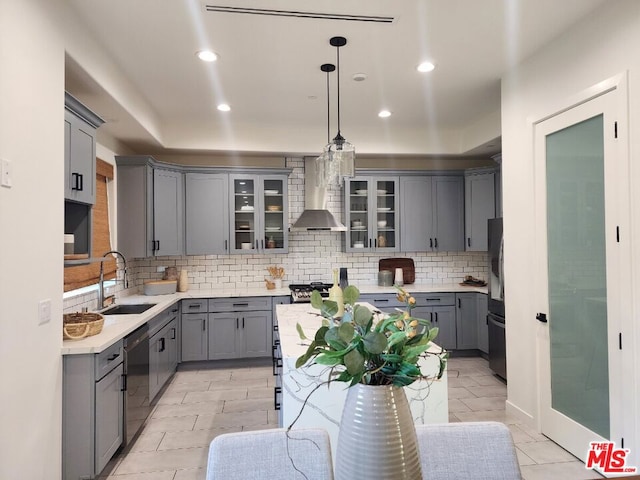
[63,313,104,340]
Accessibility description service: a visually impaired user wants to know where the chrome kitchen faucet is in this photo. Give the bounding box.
[98,250,128,309]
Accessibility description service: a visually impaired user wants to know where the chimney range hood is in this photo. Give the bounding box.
[291,158,347,231]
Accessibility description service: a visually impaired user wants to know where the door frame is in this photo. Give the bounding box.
[531,72,633,468]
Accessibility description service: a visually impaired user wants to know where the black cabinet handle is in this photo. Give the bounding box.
[274,387,282,410]
[255,240,259,250]
[71,172,83,191]
[434,237,438,248]
[121,374,127,392]
[156,240,160,251]
[458,298,461,308]
[434,312,439,322]
[242,317,245,329]
[429,238,433,248]
[159,337,165,352]
[374,238,377,248]
[261,239,264,250]
[369,238,372,248]
[233,303,249,308]
[170,328,176,340]
[467,237,471,247]
[486,315,489,325]
[429,312,433,322]
[224,239,228,251]
[426,298,440,302]
[375,299,389,303]
[188,303,202,309]
[79,173,83,192]
[536,312,548,323]
[236,318,239,329]
[273,324,279,332]
[202,319,206,331]
[107,353,120,361]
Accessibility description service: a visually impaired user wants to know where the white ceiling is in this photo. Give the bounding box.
[65,0,607,157]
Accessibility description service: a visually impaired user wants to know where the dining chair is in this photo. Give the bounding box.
[415,421,523,479]
[206,428,334,480]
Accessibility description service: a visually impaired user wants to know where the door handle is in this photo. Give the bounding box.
[121,374,127,392]
[159,337,166,352]
[536,312,548,323]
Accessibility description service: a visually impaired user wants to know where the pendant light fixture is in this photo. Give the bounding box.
[315,63,335,188]
[328,36,355,180]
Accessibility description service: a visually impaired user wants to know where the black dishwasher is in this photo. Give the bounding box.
[123,324,151,446]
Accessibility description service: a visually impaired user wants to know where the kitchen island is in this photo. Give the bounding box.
[275,302,449,459]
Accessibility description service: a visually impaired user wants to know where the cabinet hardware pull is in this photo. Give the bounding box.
[458,298,461,308]
[255,240,258,250]
[375,299,389,303]
[467,237,471,247]
[429,312,433,322]
[156,240,160,251]
[261,239,264,250]
[434,312,439,322]
[274,387,282,410]
[486,315,489,325]
[170,328,176,340]
[159,337,165,352]
[429,238,433,248]
[121,374,127,392]
[273,324,279,331]
[374,238,377,248]
[233,303,249,307]
[426,298,440,302]
[224,239,228,251]
[189,304,201,309]
[242,317,245,328]
[536,312,548,323]
[202,319,206,331]
[107,353,120,361]
[434,237,438,248]
[236,318,239,329]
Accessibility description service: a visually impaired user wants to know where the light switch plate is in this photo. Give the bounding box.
[38,299,51,325]
[1,158,12,188]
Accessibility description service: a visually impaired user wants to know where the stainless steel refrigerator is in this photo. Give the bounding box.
[487,218,506,380]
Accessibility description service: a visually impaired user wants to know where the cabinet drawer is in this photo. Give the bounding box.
[359,294,404,309]
[149,304,180,337]
[413,293,455,307]
[182,299,209,313]
[209,297,271,312]
[95,340,123,381]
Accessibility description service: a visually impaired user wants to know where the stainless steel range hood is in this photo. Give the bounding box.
[291,157,346,231]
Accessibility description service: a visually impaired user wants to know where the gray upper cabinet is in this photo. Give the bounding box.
[401,176,464,252]
[64,93,103,205]
[464,171,496,251]
[185,173,229,255]
[345,176,399,252]
[154,168,184,256]
[116,157,184,258]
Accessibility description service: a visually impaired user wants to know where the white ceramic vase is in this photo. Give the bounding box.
[335,384,422,480]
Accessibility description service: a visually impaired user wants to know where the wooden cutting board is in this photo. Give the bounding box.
[379,258,415,284]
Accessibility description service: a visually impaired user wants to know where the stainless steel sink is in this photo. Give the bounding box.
[100,304,156,315]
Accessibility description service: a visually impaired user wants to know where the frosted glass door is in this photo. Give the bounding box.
[546,114,609,438]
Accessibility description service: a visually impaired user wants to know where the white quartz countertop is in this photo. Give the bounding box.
[61,286,291,355]
[61,283,484,356]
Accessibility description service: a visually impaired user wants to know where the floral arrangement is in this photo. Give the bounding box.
[295,285,447,387]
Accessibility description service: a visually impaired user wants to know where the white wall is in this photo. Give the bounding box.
[0,1,65,478]
[501,0,640,456]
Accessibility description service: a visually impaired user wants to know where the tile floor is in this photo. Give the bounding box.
[100,356,602,480]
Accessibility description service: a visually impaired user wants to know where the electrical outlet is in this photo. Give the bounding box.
[1,158,12,188]
[38,299,51,325]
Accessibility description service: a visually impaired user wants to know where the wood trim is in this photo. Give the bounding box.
[96,158,113,179]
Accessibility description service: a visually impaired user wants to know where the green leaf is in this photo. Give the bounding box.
[343,285,360,305]
[375,316,400,333]
[340,310,353,325]
[427,326,439,342]
[295,341,319,368]
[338,323,355,343]
[314,326,329,344]
[387,331,407,349]
[310,290,324,309]
[380,353,403,363]
[363,331,388,354]
[353,304,373,327]
[322,300,339,318]
[315,353,343,366]
[325,327,347,351]
[336,371,353,382]
[296,322,308,340]
[403,344,430,361]
[344,349,365,375]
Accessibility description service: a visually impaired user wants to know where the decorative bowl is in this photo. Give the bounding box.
[377,220,387,228]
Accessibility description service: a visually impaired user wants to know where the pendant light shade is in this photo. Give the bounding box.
[315,36,355,187]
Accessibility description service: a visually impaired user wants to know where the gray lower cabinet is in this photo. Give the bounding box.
[477,293,489,354]
[464,171,496,251]
[181,297,273,362]
[455,293,479,350]
[63,341,124,480]
[400,176,464,252]
[149,315,179,402]
[181,313,208,361]
[185,173,229,255]
[411,305,457,351]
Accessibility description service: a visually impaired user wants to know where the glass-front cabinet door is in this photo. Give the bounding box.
[230,175,258,253]
[261,175,288,253]
[345,177,398,252]
[230,174,288,254]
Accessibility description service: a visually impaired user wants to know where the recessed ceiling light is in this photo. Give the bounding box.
[352,73,367,82]
[378,110,392,118]
[416,61,435,73]
[197,50,218,62]
[217,103,231,112]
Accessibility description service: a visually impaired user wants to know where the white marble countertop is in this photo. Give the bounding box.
[356,283,487,295]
